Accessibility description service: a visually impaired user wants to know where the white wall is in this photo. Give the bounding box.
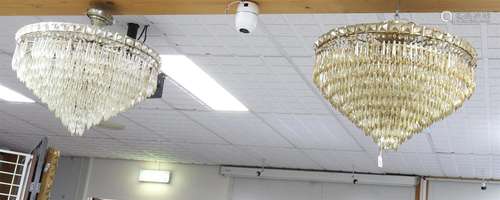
[52,157,231,200]
[52,157,91,200]
[52,157,417,200]
[428,180,500,200]
[232,178,415,200]
[86,158,230,200]
[52,157,500,200]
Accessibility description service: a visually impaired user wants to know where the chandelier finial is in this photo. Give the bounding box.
[378,149,383,168]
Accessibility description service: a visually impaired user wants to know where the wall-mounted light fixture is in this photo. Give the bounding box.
[138,169,171,184]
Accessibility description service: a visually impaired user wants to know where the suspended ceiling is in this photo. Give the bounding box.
[0,13,497,178]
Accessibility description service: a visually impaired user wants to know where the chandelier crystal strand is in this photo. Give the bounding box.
[12,22,160,135]
[313,20,476,151]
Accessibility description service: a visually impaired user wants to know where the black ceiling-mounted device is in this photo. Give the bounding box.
[149,73,166,99]
[126,23,165,99]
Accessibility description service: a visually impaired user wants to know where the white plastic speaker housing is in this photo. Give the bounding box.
[235,1,259,34]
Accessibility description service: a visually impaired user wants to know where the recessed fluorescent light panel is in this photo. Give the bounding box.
[0,84,34,103]
[161,55,248,111]
[139,169,171,184]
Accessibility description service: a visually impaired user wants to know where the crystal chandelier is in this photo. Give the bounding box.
[12,8,161,135]
[313,19,476,156]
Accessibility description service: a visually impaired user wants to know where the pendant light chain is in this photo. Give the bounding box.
[394,0,401,20]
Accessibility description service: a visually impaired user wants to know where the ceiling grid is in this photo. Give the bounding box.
[131,16,295,165]
[282,14,382,167]
[480,21,492,178]
[144,15,284,148]
[266,14,377,169]
[0,13,497,178]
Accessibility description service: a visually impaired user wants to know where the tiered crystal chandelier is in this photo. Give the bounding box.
[12,8,161,136]
[313,19,477,162]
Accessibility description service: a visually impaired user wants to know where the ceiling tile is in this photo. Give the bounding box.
[244,146,322,169]
[305,150,382,172]
[185,112,292,147]
[122,109,227,144]
[259,113,361,151]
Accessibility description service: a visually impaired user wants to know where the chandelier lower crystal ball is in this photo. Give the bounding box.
[12,10,161,136]
[313,20,476,151]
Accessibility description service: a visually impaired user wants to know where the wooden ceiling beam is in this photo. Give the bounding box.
[1,0,500,16]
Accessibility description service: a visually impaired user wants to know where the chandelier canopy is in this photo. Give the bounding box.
[12,9,161,135]
[313,19,476,151]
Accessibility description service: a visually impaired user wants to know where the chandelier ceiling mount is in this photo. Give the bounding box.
[86,8,114,27]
